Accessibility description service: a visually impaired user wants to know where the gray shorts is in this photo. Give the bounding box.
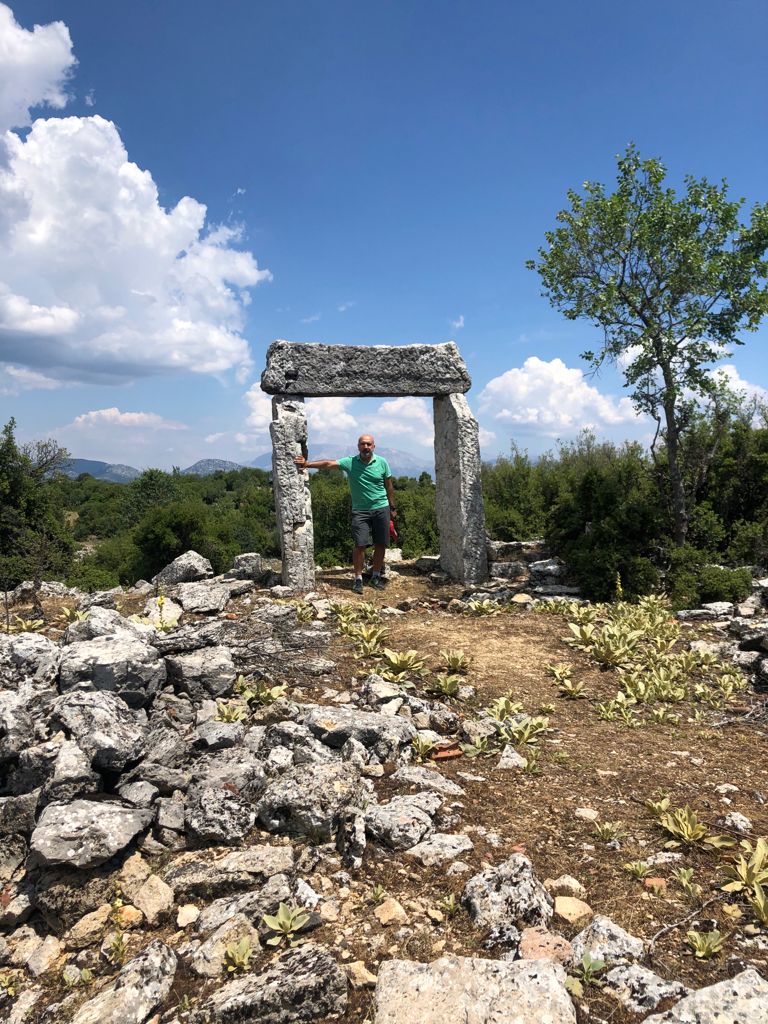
[351,508,390,548]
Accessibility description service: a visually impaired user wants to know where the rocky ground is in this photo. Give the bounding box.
[1,546,768,1023]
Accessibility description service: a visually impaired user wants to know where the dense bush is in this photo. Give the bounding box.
[8,411,768,607]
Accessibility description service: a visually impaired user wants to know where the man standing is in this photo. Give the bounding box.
[294,435,396,593]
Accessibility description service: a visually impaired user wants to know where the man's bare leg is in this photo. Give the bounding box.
[353,547,366,575]
[371,545,386,574]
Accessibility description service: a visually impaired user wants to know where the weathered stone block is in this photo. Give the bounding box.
[271,396,315,589]
[261,340,471,396]
[433,394,488,584]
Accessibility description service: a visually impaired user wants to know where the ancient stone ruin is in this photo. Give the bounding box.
[261,341,488,588]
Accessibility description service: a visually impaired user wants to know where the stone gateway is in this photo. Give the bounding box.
[261,341,488,586]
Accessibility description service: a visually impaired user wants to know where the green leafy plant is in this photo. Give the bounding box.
[485,694,523,722]
[379,648,426,678]
[522,748,542,775]
[686,929,724,959]
[658,805,734,851]
[440,893,460,917]
[623,860,650,880]
[558,679,586,699]
[547,662,573,683]
[501,715,550,747]
[262,903,310,947]
[216,701,247,723]
[4,614,45,634]
[440,648,470,673]
[672,867,702,902]
[58,607,89,624]
[105,931,128,965]
[428,674,462,700]
[412,735,435,763]
[293,600,315,622]
[224,937,254,973]
[465,598,501,616]
[369,883,387,905]
[239,677,287,706]
[747,882,768,926]
[721,838,768,894]
[594,821,625,842]
[460,735,496,758]
[566,952,606,997]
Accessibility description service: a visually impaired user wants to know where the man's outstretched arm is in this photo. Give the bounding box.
[385,476,397,517]
[294,456,339,471]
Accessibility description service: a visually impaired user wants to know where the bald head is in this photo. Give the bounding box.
[357,435,375,461]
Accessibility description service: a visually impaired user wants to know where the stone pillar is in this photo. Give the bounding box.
[270,396,315,589]
[433,394,488,584]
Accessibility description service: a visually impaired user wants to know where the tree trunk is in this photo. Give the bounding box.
[662,393,688,546]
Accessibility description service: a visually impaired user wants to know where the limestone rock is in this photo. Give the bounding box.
[372,955,576,1024]
[604,964,690,1014]
[463,854,553,947]
[164,646,235,700]
[189,912,261,977]
[390,765,465,796]
[257,761,366,840]
[194,873,292,934]
[50,690,146,770]
[0,692,35,763]
[142,596,182,627]
[554,895,593,925]
[404,832,474,866]
[270,396,315,590]
[0,631,61,685]
[69,940,177,1024]
[164,845,294,898]
[643,968,768,1023]
[193,941,347,1023]
[433,393,488,584]
[365,793,441,851]
[373,897,408,927]
[175,581,230,614]
[229,552,266,580]
[570,914,644,966]
[304,705,416,761]
[59,635,165,707]
[185,784,256,846]
[153,550,213,586]
[133,874,174,925]
[64,904,112,949]
[262,340,471,396]
[31,800,152,868]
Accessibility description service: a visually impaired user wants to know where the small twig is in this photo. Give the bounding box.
[647,894,723,956]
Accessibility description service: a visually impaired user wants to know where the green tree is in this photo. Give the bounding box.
[528,144,768,545]
[0,418,73,604]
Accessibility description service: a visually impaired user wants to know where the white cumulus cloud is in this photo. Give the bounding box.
[371,396,434,448]
[0,3,76,133]
[478,357,639,437]
[71,407,186,430]
[0,7,270,390]
[450,314,465,331]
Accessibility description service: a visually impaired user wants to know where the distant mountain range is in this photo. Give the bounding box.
[60,448,435,483]
[60,457,246,483]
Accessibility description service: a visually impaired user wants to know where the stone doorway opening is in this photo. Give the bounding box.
[261,341,488,588]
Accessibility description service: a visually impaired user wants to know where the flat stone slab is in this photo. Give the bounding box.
[643,968,768,1023]
[261,341,471,396]
[372,955,576,1023]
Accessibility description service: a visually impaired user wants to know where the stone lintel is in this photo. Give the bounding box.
[261,341,471,397]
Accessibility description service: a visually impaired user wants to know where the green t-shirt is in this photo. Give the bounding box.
[337,454,392,510]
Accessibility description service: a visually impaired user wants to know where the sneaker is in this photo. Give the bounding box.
[369,575,385,591]
[352,578,363,595]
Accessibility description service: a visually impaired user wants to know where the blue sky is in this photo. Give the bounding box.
[1,0,767,469]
